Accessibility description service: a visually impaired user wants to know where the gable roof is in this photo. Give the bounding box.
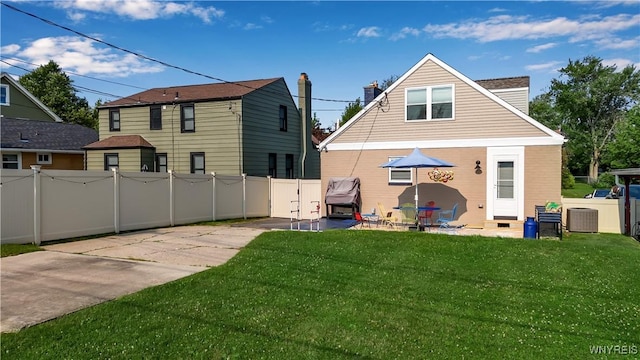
[0,72,63,122]
[0,117,98,152]
[83,135,155,150]
[319,53,564,151]
[102,78,282,107]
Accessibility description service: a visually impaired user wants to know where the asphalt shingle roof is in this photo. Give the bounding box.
[475,76,530,90]
[102,78,282,107]
[83,135,154,149]
[1,118,98,151]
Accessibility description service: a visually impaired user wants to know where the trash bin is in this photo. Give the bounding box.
[524,216,537,239]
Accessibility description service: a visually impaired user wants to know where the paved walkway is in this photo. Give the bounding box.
[0,225,265,333]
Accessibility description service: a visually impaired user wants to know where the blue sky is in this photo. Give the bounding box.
[1,0,639,128]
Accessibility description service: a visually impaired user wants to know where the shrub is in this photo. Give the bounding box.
[594,172,615,188]
[561,168,575,189]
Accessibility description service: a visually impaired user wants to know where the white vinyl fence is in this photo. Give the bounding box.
[1,167,321,244]
[561,197,638,234]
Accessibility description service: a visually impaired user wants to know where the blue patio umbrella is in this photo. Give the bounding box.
[380,147,455,210]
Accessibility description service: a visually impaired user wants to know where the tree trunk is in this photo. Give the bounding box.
[589,148,600,183]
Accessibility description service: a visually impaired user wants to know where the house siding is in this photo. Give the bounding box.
[320,145,562,226]
[1,79,57,121]
[333,61,546,145]
[524,145,562,212]
[242,80,302,178]
[87,149,142,171]
[20,152,85,170]
[489,88,529,115]
[97,102,241,174]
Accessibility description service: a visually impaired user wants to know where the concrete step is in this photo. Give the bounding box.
[483,220,524,231]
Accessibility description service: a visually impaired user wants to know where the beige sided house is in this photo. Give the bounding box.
[86,75,319,178]
[318,54,565,228]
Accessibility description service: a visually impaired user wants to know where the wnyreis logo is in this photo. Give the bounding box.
[589,345,638,355]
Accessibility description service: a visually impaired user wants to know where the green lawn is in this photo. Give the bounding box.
[0,243,42,257]
[562,182,596,198]
[2,231,639,359]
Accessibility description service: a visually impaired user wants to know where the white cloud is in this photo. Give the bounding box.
[5,36,164,77]
[526,42,558,53]
[66,11,86,22]
[357,26,381,38]
[243,23,262,30]
[525,61,563,72]
[53,0,224,23]
[390,27,421,41]
[595,36,640,50]
[602,58,637,70]
[422,13,640,43]
[1,44,21,54]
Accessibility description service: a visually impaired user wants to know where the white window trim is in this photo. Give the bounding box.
[37,152,52,165]
[2,152,21,169]
[405,84,455,122]
[0,84,9,106]
[388,156,412,184]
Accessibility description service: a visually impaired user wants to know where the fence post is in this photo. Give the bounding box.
[267,175,272,218]
[112,167,120,234]
[242,173,247,220]
[30,165,41,245]
[211,172,216,221]
[169,170,174,227]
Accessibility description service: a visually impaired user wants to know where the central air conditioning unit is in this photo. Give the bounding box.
[566,208,598,233]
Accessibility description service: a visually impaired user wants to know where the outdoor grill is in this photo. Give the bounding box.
[325,177,361,219]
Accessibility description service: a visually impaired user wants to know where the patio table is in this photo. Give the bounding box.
[362,213,380,227]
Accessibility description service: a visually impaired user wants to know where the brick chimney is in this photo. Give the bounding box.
[364,81,383,106]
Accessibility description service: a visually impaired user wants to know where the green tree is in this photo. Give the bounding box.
[379,75,400,91]
[311,112,320,130]
[547,56,640,181]
[19,61,98,130]
[603,105,640,169]
[339,97,362,127]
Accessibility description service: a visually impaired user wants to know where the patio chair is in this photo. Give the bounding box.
[377,202,397,228]
[353,212,367,228]
[418,201,436,228]
[436,203,458,228]
[400,202,417,227]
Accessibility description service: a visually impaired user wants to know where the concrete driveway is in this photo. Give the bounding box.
[0,225,265,333]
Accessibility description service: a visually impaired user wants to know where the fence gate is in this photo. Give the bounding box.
[270,178,321,220]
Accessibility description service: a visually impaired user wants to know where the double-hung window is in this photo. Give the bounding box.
[406,85,453,121]
[285,154,294,179]
[181,104,195,132]
[155,153,167,172]
[279,105,287,131]
[190,152,205,174]
[150,105,162,130]
[2,153,19,169]
[388,156,412,184]
[37,153,52,165]
[0,84,9,105]
[104,153,119,170]
[109,109,120,131]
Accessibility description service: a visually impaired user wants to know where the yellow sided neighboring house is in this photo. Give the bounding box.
[86,74,320,178]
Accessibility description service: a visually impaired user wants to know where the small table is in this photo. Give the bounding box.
[362,213,379,227]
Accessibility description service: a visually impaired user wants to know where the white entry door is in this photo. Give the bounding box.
[486,147,524,220]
